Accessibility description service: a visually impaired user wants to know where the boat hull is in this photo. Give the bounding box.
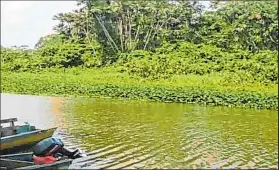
[1,128,57,154]
[0,152,72,170]
[17,159,73,170]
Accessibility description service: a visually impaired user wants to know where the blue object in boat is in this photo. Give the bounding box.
[30,125,36,131]
[16,124,36,134]
[16,125,31,134]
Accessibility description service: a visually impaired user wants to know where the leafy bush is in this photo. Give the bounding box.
[1,41,104,71]
[2,71,277,110]
[122,42,277,83]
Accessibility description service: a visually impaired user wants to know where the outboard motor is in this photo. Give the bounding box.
[33,137,84,159]
[59,147,84,159]
[33,137,64,156]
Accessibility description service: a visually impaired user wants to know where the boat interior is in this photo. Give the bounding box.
[0,118,19,137]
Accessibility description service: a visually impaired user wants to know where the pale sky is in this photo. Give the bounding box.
[1,1,210,49]
[1,1,78,48]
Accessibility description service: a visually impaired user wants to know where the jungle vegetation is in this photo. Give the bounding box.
[1,0,278,109]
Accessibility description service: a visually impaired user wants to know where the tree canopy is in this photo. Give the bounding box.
[1,0,278,83]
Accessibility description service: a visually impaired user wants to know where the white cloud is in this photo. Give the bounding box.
[1,1,77,48]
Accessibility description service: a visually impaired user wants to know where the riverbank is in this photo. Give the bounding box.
[2,68,277,110]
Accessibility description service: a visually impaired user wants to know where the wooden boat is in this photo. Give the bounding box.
[1,118,57,154]
[0,152,73,169]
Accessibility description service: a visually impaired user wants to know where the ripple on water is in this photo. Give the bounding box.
[53,98,277,169]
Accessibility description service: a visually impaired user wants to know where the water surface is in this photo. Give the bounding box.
[1,93,278,169]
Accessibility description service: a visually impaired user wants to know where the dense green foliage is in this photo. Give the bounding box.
[1,0,278,109]
[118,42,277,83]
[2,69,277,110]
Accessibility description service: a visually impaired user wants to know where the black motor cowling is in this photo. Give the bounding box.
[33,137,83,159]
[33,137,64,156]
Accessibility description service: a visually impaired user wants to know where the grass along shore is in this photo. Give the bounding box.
[1,68,277,110]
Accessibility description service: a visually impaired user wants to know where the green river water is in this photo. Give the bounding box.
[1,94,278,169]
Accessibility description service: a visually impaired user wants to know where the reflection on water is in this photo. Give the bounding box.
[1,93,278,169]
[62,98,278,169]
[1,93,55,128]
[51,97,67,130]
